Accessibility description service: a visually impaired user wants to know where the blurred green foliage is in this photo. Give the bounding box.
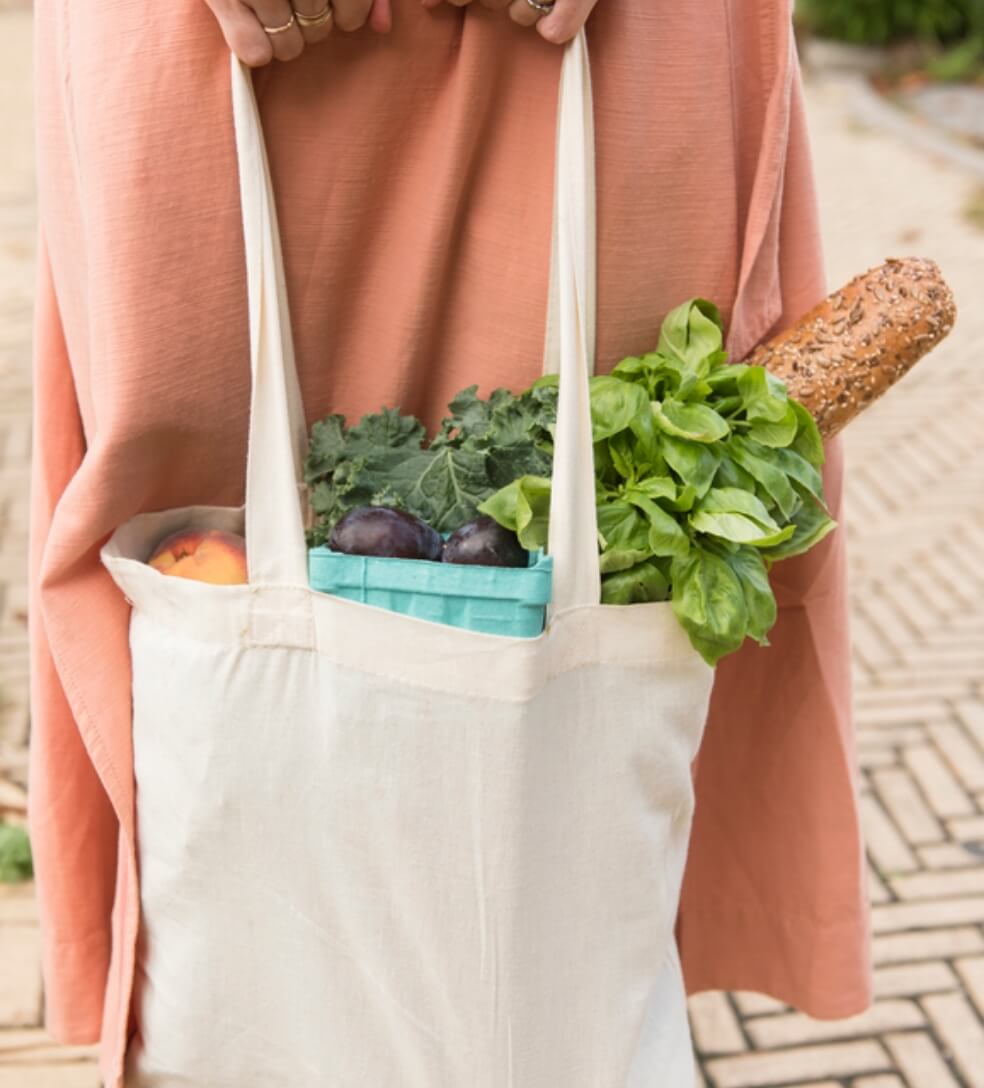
[0,822,32,883]
[798,0,984,45]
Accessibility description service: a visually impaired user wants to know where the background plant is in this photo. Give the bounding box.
[0,823,32,883]
[797,0,984,45]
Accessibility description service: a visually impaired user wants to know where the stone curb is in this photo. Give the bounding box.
[821,71,984,183]
[851,74,984,181]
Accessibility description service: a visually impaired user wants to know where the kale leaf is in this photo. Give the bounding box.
[304,384,556,541]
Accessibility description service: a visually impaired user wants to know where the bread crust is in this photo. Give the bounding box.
[744,257,957,438]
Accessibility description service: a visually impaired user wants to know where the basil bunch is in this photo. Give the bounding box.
[480,299,836,666]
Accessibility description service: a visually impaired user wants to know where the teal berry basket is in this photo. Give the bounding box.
[308,547,554,638]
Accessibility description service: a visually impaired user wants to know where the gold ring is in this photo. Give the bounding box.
[262,12,297,34]
[295,3,333,28]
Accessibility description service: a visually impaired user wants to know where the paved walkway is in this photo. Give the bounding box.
[2,11,983,1086]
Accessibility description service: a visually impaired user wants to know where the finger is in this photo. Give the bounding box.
[536,0,598,43]
[368,0,393,33]
[331,0,373,31]
[246,0,305,60]
[293,0,335,45]
[508,0,546,28]
[479,0,512,8]
[203,0,273,66]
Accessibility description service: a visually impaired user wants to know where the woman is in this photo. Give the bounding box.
[29,1,870,1084]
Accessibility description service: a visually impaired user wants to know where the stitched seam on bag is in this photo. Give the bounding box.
[308,653,707,705]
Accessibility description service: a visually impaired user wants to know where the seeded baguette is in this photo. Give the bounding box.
[744,257,957,438]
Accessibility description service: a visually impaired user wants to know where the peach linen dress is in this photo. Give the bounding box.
[29,0,871,1083]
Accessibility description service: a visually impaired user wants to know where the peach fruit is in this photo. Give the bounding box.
[147,529,248,585]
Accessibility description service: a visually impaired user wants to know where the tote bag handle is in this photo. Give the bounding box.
[231,33,602,610]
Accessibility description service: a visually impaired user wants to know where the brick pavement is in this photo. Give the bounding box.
[1,9,983,1086]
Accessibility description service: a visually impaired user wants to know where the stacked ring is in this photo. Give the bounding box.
[295,3,333,29]
[525,0,557,12]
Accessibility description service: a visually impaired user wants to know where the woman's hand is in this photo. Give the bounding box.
[420,0,600,44]
[204,0,393,67]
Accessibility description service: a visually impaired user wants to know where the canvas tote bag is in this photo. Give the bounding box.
[102,31,715,1088]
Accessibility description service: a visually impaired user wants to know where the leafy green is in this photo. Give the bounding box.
[652,400,731,443]
[0,823,32,883]
[660,435,721,498]
[589,377,651,442]
[670,548,749,663]
[304,384,555,541]
[758,488,839,562]
[478,476,552,552]
[789,399,825,466]
[658,298,725,368]
[601,560,671,605]
[737,365,790,422]
[305,297,837,666]
[477,298,836,665]
[724,546,777,644]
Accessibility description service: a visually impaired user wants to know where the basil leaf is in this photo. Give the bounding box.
[690,511,796,547]
[625,476,677,502]
[611,352,665,395]
[601,560,671,605]
[727,437,799,519]
[652,400,731,443]
[747,401,799,448]
[737,366,790,423]
[656,355,712,402]
[589,376,650,442]
[790,399,826,466]
[625,494,692,558]
[627,395,662,466]
[658,299,724,369]
[705,363,748,395]
[610,354,651,380]
[592,441,621,490]
[714,455,758,494]
[768,446,825,501]
[759,492,838,562]
[712,395,745,418]
[600,548,654,575]
[695,487,782,532]
[478,475,552,551]
[663,483,697,512]
[671,548,748,666]
[608,431,637,481]
[597,500,651,553]
[724,546,777,644]
[661,435,722,498]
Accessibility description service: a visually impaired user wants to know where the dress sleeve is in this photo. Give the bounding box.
[28,234,119,1044]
